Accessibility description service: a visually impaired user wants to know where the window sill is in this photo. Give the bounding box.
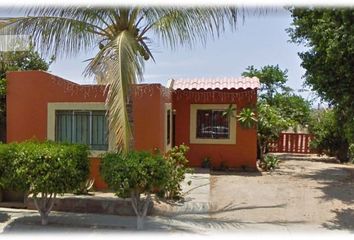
[89,150,107,158]
[190,138,236,145]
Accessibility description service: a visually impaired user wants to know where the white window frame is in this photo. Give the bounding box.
[190,104,236,145]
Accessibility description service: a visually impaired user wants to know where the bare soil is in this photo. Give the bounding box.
[209,154,354,231]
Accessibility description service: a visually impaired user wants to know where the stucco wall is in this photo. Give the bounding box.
[6,71,107,143]
[6,71,171,190]
[172,89,258,169]
[131,84,171,153]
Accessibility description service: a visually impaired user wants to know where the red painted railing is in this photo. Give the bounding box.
[268,133,315,154]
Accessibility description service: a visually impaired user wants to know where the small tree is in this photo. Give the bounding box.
[257,102,291,160]
[158,144,193,200]
[0,141,89,225]
[242,65,311,160]
[101,151,170,230]
[0,46,52,143]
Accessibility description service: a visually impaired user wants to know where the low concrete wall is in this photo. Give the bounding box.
[0,190,27,208]
[26,195,153,216]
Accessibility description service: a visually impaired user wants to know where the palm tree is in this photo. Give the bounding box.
[1,7,240,152]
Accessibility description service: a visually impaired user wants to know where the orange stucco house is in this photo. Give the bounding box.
[6,71,259,190]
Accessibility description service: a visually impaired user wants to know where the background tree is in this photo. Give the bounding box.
[288,8,354,112]
[257,101,290,160]
[288,8,354,161]
[242,65,312,159]
[0,46,51,142]
[308,108,350,162]
[1,7,240,152]
[242,64,311,128]
[272,92,311,129]
[242,65,290,104]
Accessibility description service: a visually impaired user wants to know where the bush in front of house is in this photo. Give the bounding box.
[259,155,280,172]
[0,143,29,191]
[0,141,89,225]
[100,150,170,230]
[158,144,192,200]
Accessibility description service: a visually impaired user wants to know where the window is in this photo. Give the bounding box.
[196,110,229,139]
[55,110,108,150]
[167,109,171,145]
[190,104,236,144]
[164,103,173,152]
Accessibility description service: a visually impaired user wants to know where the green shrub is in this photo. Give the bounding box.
[101,150,170,229]
[0,141,89,225]
[308,109,350,162]
[0,143,28,190]
[349,144,354,163]
[201,156,211,169]
[257,102,291,160]
[260,155,279,171]
[237,107,257,128]
[219,161,229,171]
[101,151,169,198]
[158,144,192,200]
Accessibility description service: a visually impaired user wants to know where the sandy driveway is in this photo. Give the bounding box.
[209,154,354,232]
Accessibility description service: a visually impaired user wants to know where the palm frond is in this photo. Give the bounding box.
[1,8,111,59]
[144,7,240,49]
[2,6,246,152]
[85,30,144,151]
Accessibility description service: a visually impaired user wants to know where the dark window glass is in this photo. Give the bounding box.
[196,109,229,139]
[167,109,171,145]
[55,110,108,150]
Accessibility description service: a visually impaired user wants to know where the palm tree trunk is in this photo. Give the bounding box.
[127,89,135,150]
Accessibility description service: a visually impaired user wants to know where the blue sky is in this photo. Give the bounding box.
[47,8,316,101]
[1,7,320,104]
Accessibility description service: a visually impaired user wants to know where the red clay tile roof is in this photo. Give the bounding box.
[168,77,260,90]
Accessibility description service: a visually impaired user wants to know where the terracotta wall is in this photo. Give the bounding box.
[132,84,171,153]
[6,71,107,143]
[6,70,258,188]
[172,89,258,169]
[6,71,107,189]
[89,157,108,189]
[6,71,171,190]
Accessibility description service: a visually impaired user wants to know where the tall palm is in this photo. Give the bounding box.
[1,7,240,152]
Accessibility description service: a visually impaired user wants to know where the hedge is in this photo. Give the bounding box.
[0,140,89,225]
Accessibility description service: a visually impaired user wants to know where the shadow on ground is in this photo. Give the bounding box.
[296,167,354,204]
[272,153,339,164]
[322,208,354,233]
[3,214,133,233]
[210,171,262,177]
[2,203,306,233]
[0,213,10,223]
[170,202,287,216]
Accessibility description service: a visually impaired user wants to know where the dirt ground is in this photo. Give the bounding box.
[209,154,354,232]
